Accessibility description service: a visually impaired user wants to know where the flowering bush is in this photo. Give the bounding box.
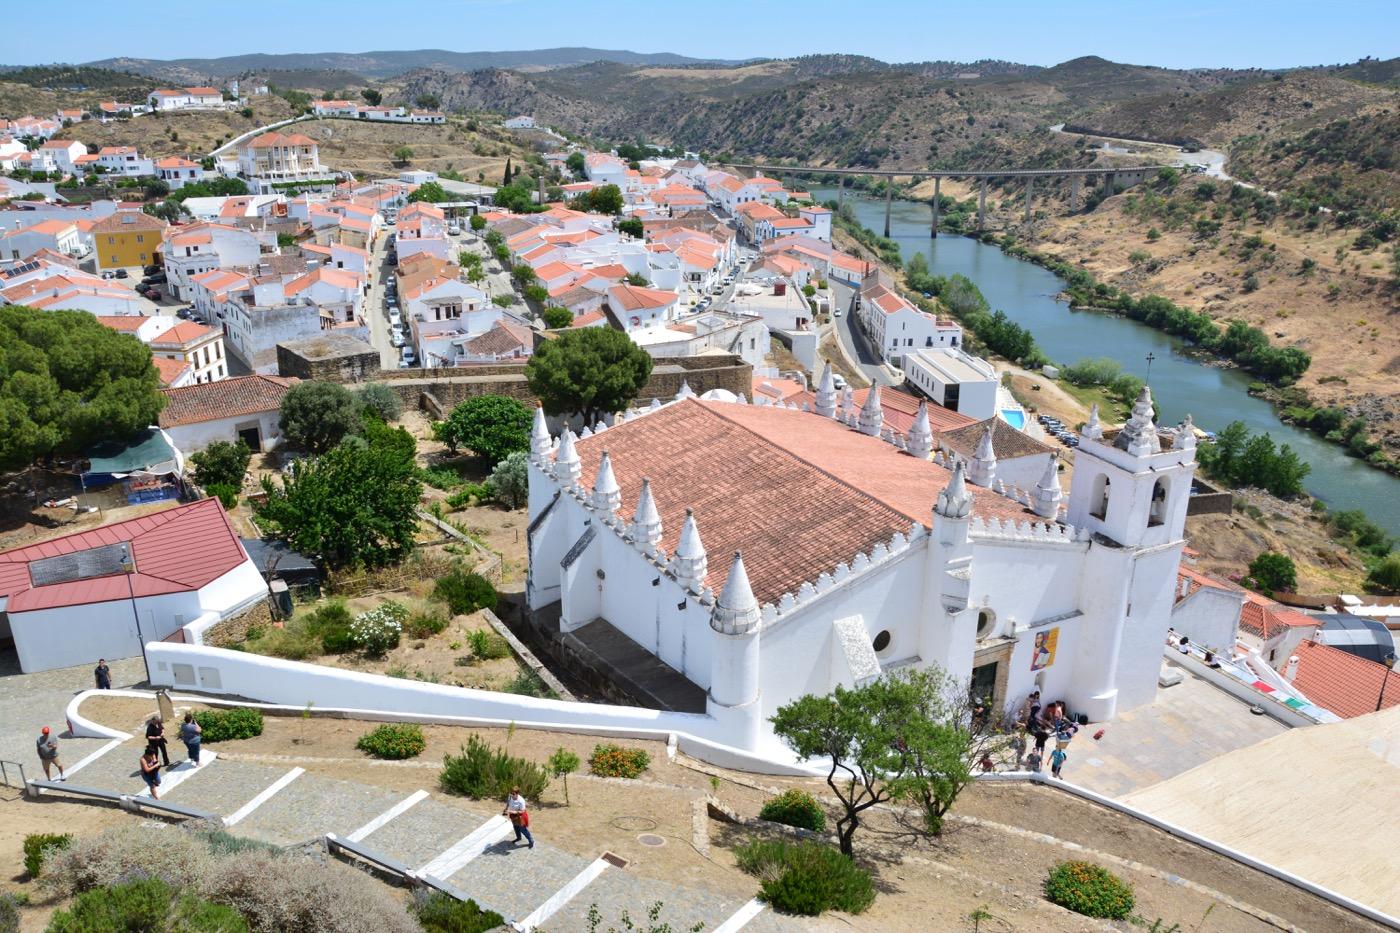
[356,724,426,760]
[1044,860,1135,919]
[350,602,407,657]
[588,743,650,779]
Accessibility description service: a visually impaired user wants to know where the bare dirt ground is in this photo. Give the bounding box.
[37,695,1389,933]
[297,116,521,181]
[66,96,294,158]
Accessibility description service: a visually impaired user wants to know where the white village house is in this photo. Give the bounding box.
[0,498,267,673]
[526,381,1197,756]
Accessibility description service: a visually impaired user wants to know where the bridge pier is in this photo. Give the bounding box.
[1024,176,1034,222]
[1104,172,1116,197]
[883,183,893,238]
[838,175,845,208]
[977,179,987,231]
[1070,174,1081,211]
[931,176,941,238]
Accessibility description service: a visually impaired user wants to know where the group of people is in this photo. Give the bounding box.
[1011,690,1081,779]
[138,714,203,799]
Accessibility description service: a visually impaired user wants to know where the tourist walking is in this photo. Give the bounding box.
[1050,747,1067,779]
[145,716,170,767]
[35,727,64,781]
[1011,728,1028,770]
[139,747,162,799]
[503,787,534,849]
[179,713,202,767]
[1030,701,1053,756]
[94,659,111,690]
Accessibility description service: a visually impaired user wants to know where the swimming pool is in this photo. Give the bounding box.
[999,409,1026,430]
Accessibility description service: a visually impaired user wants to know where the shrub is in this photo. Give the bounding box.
[23,832,71,877]
[467,629,510,661]
[207,483,240,510]
[505,670,552,697]
[0,892,16,933]
[47,877,248,933]
[759,789,827,832]
[408,885,504,930]
[588,743,650,779]
[356,723,426,760]
[321,625,356,654]
[734,839,875,916]
[1044,860,1135,919]
[350,602,407,656]
[194,708,264,742]
[412,891,504,933]
[356,382,402,422]
[440,734,549,801]
[405,605,449,638]
[435,569,497,616]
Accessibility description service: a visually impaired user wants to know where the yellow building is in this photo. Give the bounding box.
[92,211,168,270]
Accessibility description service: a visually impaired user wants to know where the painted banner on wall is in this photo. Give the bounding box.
[1031,627,1059,671]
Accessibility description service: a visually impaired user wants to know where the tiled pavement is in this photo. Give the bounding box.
[3,658,801,929]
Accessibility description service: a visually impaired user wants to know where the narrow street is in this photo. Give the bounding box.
[364,227,398,369]
[830,280,897,387]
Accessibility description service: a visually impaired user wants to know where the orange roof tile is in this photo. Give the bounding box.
[1289,639,1400,718]
[158,375,294,428]
[608,283,676,311]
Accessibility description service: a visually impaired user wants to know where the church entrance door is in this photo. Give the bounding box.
[970,661,998,705]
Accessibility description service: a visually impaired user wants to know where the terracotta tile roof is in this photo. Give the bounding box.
[941,417,1053,460]
[150,322,216,348]
[157,375,294,428]
[1239,590,1318,640]
[607,283,676,311]
[792,387,974,437]
[735,202,784,221]
[1289,639,1400,719]
[568,399,1034,604]
[247,131,316,148]
[94,314,147,333]
[90,212,166,235]
[1176,565,1238,602]
[0,498,249,612]
[464,320,533,356]
[152,356,192,386]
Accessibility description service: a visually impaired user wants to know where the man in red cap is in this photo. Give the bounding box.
[36,726,64,781]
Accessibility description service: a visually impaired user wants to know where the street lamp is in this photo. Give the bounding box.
[119,542,151,685]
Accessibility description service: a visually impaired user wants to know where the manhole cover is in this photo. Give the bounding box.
[637,834,666,847]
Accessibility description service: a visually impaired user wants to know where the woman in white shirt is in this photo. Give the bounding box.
[503,787,534,849]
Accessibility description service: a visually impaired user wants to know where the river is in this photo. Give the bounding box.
[815,189,1400,537]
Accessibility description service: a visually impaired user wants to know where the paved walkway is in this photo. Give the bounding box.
[1064,664,1287,798]
[3,661,795,931]
[0,652,145,784]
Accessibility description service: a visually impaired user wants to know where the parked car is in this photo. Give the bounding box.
[401,347,417,367]
[101,270,115,280]
[141,288,160,300]
[448,222,461,236]
[143,264,161,276]
[391,332,405,348]
[176,307,192,320]
[114,269,128,279]
[387,253,397,266]
[389,308,401,325]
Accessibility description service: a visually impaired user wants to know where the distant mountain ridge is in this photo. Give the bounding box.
[82,48,749,81]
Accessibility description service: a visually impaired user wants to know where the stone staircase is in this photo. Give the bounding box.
[57,739,796,931]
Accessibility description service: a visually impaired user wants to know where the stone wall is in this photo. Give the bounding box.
[296,353,754,413]
[277,334,381,383]
[202,598,274,648]
[1186,477,1234,516]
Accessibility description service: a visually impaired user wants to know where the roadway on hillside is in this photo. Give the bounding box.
[829,280,896,387]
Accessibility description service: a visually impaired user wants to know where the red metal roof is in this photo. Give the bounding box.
[0,498,250,612]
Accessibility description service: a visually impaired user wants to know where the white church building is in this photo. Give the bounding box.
[525,366,1198,756]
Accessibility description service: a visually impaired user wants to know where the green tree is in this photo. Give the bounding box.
[361,87,382,106]
[407,181,448,203]
[435,394,533,461]
[469,213,487,232]
[617,217,644,239]
[624,271,649,287]
[356,382,402,422]
[393,145,414,164]
[1367,554,1400,594]
[524,284,549,304]
[1198,420,1249,481]
[415,93,440,110]
[502,158,513,186]
[566,151,586,177]
[511,264,538,287]
[1248,552,1298,594]
[487,451,530,509]
[542,306,573,329]
[0,306,165,470]
[279,381,361,454]
[770,677,910,857]
[257,439,421,568]
[190,440,252,491]
[525,328,653,423]
[575,184,623,216]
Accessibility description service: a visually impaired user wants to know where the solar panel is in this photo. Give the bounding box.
[29,542,130,587]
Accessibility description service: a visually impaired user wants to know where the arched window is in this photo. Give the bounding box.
[1149,478,1169,527]
[1090,474,1111,520]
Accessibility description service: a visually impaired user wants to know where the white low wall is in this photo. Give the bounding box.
[142,643,813,775]
[1162,648,1330,727]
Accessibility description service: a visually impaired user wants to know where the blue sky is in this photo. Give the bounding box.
[3,0,1395,68]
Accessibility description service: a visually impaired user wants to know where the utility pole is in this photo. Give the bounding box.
[120,543,151,685]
